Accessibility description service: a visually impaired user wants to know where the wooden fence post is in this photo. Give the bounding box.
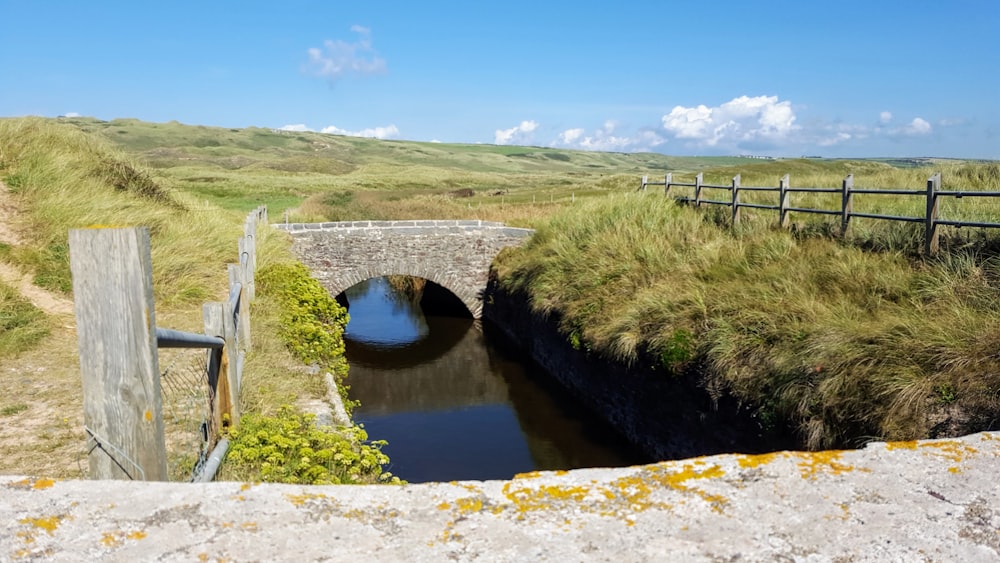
[841,174,854,236]
[695,173,704,208]
[731,174,741,225]
[641,175,648,191]
[229,263,251,352]
[664,173,672,197]
[779,174,791,228]
[69,227,168,481]
[203,302,240,428]
[925,172,941,255]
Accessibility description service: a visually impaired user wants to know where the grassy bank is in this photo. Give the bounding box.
[4,115,998,470]
[0,117,389,479]
[494,193,1000,449]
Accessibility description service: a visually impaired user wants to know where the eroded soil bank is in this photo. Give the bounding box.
[482,275,795,461]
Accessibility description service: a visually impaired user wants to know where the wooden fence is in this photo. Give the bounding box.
[69,206,266,481]
[640,173,1000,255]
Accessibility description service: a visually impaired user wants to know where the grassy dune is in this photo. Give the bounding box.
[495,192,1000,449]
[0,118,344,475]
[1,115,997,472]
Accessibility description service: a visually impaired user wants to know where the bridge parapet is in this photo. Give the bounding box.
[279,220,533,318]
[276,219,532,237]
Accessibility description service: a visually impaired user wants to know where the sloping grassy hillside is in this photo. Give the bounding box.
[0,118,358,476]
[57,117,752,225]
[495,193,1000,449]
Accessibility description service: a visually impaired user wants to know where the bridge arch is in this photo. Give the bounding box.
[279,220,533,319]
[331,270,478,319]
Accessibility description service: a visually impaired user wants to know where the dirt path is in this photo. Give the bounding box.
[0,179,84,478]
[0,180,74,318]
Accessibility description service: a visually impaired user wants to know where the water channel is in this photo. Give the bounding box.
[342,277,647,483]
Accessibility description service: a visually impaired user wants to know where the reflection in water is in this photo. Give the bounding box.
[343,277,646,483]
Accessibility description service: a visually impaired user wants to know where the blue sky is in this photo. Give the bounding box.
[1,1,997,158]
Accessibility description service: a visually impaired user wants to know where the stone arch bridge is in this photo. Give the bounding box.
[277,220,534,318]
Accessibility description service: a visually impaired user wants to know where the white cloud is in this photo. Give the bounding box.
[552,121,664,152]
[494,120,538,145]
[902,117,932,135]
[279,123,400,139]
[558,128,584,145]
[879,111,893,124]
[661,95,797,148]
[305,26,386,80]
[321,124,400,139]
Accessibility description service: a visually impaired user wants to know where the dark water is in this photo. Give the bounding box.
[343,278,647,483]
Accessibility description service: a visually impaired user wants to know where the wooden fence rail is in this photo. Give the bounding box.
[70,206,267,481]
[641,173,1000,255]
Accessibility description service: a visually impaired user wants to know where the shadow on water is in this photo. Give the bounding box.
[341,277,647,483]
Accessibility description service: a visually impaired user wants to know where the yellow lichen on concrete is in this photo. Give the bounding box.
[19,516,64,535]
[100,529,147,548]
[885,440,919,451]
[7,478,56,491]
[795,450,864,479]
[645,463,729,514]
[918,440,978,463]
[736,452,783,469]
[455,497,484,514]
[285,492,328,507]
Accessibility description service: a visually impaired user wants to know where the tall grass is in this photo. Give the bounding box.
[495,193,1000,448]
[0,281,49,358]
[0,117,240,306]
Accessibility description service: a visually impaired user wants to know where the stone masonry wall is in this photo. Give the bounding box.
[277,221,533,319]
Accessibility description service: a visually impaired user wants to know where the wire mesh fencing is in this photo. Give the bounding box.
[158,347,216,481]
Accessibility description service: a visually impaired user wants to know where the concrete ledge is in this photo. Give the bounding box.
[4,432,999,561]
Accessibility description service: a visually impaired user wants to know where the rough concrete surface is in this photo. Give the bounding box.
[3,432,999,562]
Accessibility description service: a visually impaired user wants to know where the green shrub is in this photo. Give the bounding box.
[225,405,401,484]
[257,261,350,383]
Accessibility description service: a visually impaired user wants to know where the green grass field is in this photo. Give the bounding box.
[1,115,998,473]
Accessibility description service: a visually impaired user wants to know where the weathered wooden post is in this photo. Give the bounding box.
[731,174,742,225]
[69,227,168,481]
[641,175,648,191]
[228,263,251,351]
[203,301,240,429]
[841,174,854,236]
[695,173,704,208]
[925,172,941,255]
[779,174,791,228]
[664,173,672,197]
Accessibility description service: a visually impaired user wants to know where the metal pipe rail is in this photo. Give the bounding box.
[850,212,923,223]
[155,328,224,349]
[851,188,925,196]
[785,187,840,194]
[676,196,732,206]
[785,207,841,216]
[939,190,1000,198]
[934,219,1000,229]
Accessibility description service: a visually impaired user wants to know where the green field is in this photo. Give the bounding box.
[1,115,998,475]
